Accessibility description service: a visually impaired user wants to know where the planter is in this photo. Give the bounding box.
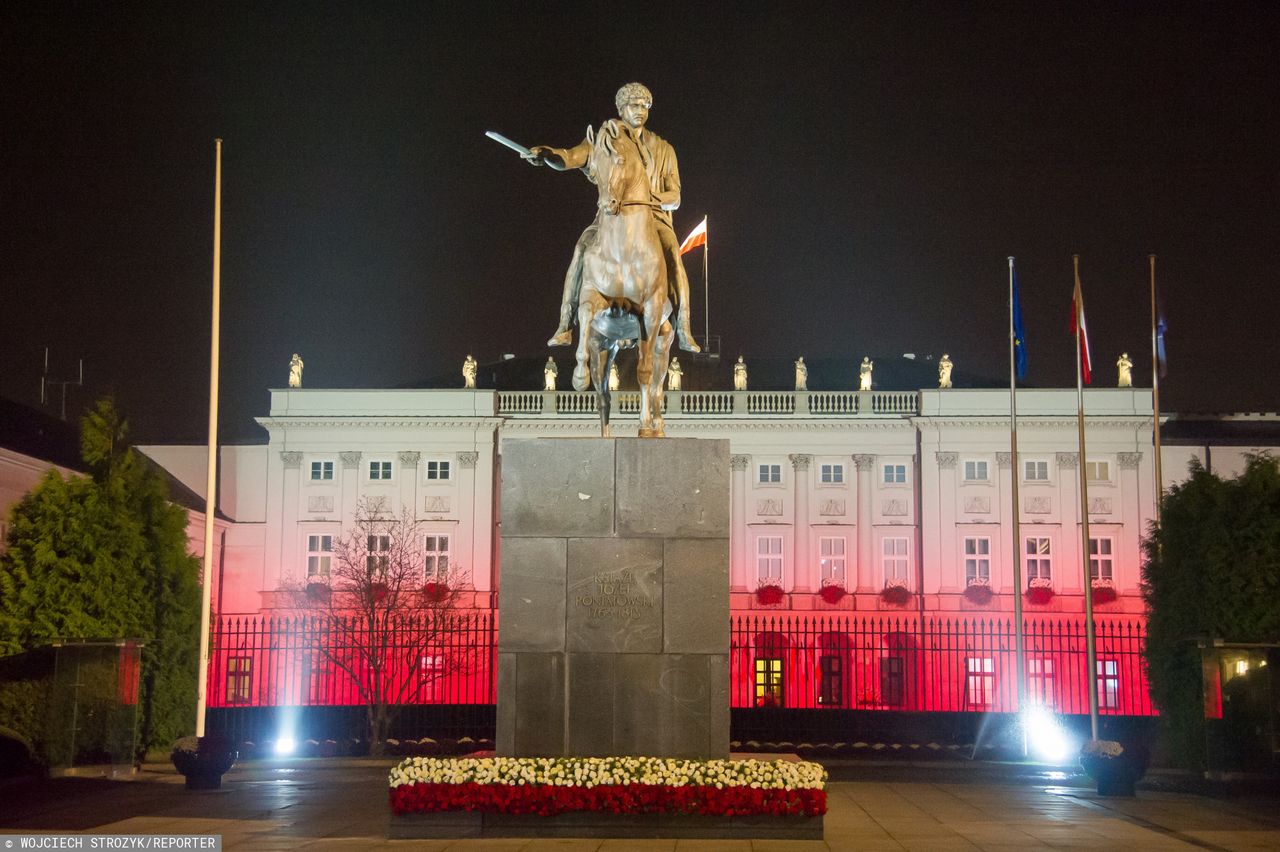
[305,581,331,601]
[171,734,237,790]
[1090,585,1117,605]
[818,585,846,605]
[963,583,994,605]
[423,582,450,603]
[371,582,389,603]
[1080,752,1145,797]
[1025,586,1054,606]
[879,585,912,606]
[755,584,785,606]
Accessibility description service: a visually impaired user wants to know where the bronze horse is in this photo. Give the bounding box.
[572,120,674,437]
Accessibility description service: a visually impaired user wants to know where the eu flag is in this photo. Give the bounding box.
[1012,268,1028,381]
[1156,313,1168,378]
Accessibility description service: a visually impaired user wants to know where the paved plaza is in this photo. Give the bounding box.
[2,759,1279,851]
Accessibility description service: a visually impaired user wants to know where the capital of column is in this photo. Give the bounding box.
[398,451,421,466]
[730,454,751,472]
[1118,452,1143,470]
[996,452,1012,469]
[280,451,303,469]
[936,452,958,470]
[457,451,479,469]
[852,454,875,471]
[1056,452,1079,469]
[789,453,813,471]
[340,451,362,470]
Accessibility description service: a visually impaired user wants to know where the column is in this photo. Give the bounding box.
[457,450,485,591]
[935,452,959,591]
[280,452,303,584]
[730,454,750,591]
[1056,452,1082,594]
[340,451,362,524]
[852,454,876,592]
[398,451,420,518]
[1117,452,1143,594]
[790,454,813,593]
[996,452,1014,593]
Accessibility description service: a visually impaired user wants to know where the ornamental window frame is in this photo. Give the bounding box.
[423,532,451,581]
[882,463,908,485]
[757,462,783,486]
[368,459,394,482]
[424,459,452,482]
[965,656,995,709]
[1025,535,1052,582]
[1096,658,1120,709]
[305,532,335,578]
[755,534,784,584]
[818,536,847,585]
[309,459,335,482]
[1089,536,1114,581]
[819,462,845,485]
[964,536,991,584]
[1086,459,1113,484]
[963,459,989,483]
[882,536,910,586]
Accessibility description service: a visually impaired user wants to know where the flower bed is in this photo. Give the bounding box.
[389,756,827,818]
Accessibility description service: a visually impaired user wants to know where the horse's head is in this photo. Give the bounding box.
[590,120,647,216]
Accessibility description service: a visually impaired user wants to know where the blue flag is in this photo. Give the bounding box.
[1156,312,1168,378]
[1012,268,1028,381]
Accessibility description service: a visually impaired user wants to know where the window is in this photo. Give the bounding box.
[1025,536,1052,582]
[1086,461,1111,482]
[226,657,252,705]
[1028,658,1056,708]
[424,534,451,580]
[303,654,332,705]
[881,655,905,707]
[754,658,784,707]
[819,463,844,484]
[818,656,843,706]
[369,460,393,481]
[366,534,391,573]
[1024,460,1049,481]
[965,657,994,708]
[963,460,989,482]
[1089,537,1114,581]
[306,534,333,578]
[882,537,909,583]
[309,460,334,481]
[758,463,781,484]
[964,537,991,584]
[883,463,907,484]
[755,536,783,582]
[818,537,847,585]
[426,460,451,481]
[1097,658,1119,709]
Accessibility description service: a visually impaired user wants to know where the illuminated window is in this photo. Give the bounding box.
[310,460,334,481]
[964,537,991,584]
[1024,460,1049,481]
[754,658,784,707]
[1086,460,1111,482]
[818,655,843,706]
[756,536,783,583]
[965,657,994,708]
[818,536,847,585]
[963,460,989,482]
[883,464,907,484]
[306,534,333,578]
[424,534,450,580]
[883,537,909,584]
[758,463,781,484]
[226,656,252,705]
[366,534,391,573]
[1025,537,1052,581]
[369,460,393,480]
[881,655,905,707]
[1089,537,1114,581]
[1028,657,1056,708]
[1097,658,1119,709]
[820,463,844,484]
[425,460,451,481]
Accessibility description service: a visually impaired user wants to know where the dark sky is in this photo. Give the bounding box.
[2,2,1277,442]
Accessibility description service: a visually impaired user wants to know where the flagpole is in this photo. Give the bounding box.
[196,139,222,738]
[1075,254,1100,741]
[1008,257,1026,723]
[702,216,710,353]
[1149,255,1163,528]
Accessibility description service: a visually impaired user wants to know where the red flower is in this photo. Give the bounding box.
[818,585,846,604]
[963,583,994,605]
[423,581,450,603]
[755,584,785,605]
[880,585,912,606]
[1091,585,1118,605]
[370,582,389,603]
[1025,585,1054,605]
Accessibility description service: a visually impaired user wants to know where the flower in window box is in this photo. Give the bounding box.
[370,581,389,603]
[963,577,994,605]
[754,583,785,606]
[879,578,912,606]
[818,581,847,605]
[305,581,331,601]
[1090,577,1117,605]
[423,581,450,603]
[1025,577,1054,605]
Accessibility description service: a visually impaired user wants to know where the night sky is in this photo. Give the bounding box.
[3,2,1276,443]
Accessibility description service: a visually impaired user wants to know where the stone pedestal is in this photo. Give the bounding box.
[497,438,730,760]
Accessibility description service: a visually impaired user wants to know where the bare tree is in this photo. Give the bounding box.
[285,499,470,754]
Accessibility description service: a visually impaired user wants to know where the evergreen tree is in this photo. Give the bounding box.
[1142,454,1280,768]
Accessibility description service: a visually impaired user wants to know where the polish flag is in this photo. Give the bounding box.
[679,217,707,255]
[1071,270,1093,385]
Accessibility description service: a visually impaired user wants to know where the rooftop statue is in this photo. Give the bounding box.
[859,357,874,391]
[667,357,683,391]
[462,355,477,389]
[938,354,953,389]
[734,356,748,391]
[544,357,558,391]
[1117,352,1133,388]
[794,357,808,392]
[288,353,303,388]
[608,362,620,391]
